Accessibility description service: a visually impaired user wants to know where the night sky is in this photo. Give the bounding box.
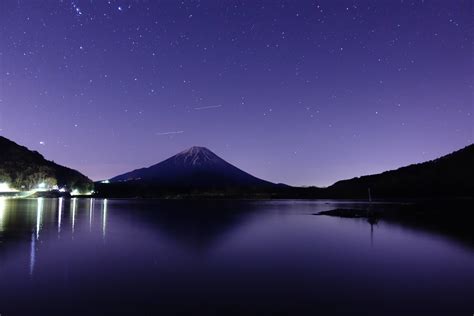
[0,1,472,186]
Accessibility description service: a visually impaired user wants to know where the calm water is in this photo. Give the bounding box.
[0,198,473,315]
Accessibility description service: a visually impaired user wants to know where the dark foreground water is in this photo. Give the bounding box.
[0,198,473,316]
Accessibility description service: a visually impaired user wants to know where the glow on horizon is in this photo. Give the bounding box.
[71,189,94,196]
[0,183,18,192]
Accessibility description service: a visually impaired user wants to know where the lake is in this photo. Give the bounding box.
[0,198,473,315]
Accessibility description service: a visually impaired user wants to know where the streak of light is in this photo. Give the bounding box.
[30,232,35,276]
[194,104,222,110]
[36,198,43,240]
[156,131,184,136]
[0,197,6,231]
[102,199,108,239]
[58,197,63,236]
[89,198,94,231]
[72,198,77,235]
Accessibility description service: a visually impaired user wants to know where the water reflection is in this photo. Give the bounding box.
[118,200,261,250]
[71,198,77,235]
[0,198,472,316]
[102,199,107,238]
[36,198,43,240]
[0,199,472,254]
[0,198,113,276]
[29,232,35,276]
[89,198,94,231]
[0,197,6,231]
[58,197,63,235]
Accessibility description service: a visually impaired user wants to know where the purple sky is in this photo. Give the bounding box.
[0,0,472,186]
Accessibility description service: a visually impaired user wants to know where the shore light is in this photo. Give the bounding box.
[0,183,17,192]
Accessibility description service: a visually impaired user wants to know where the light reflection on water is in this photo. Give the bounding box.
[36,197,43,240]
[58,197,63,235]
[0,198,6,231]
[102,198,107,238]
[71,198,76,234]
[0,198,473,316]
[1,198,110,282]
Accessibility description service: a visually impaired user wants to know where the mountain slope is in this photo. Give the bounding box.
[108,146,275,190]
[327,144,474,198]
[0,136,92,191]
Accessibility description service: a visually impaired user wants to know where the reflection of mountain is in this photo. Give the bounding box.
[318,199,474,249]
[0,198,259,259]
[109,200,260,251]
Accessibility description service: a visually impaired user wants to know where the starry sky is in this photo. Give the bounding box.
[0,0,472,186]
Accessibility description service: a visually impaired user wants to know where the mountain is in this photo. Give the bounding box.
[326,144,474,198]
[99,144,474,199]
[0,136,93,192]
[98,146,278,197]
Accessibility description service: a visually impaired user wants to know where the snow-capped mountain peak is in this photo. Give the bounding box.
[174,146,221,166]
